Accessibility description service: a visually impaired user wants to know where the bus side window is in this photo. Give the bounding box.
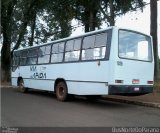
[94,32,107,59]
[12,52,20,71]
[82,33,107,60]
[27,48,37,65]
[82,35,95,60]
[20,50,28,66]
[51,42,64,63]
[38,45,51,64]
[65,38,81,62]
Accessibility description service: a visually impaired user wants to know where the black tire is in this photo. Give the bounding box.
[18,78,27,93]
[55,81,68,101]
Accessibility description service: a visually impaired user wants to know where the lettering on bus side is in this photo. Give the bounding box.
[30,66,37,71]
[33,72,46,79]
[30,66,47,79]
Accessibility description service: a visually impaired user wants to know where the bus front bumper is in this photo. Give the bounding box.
[108,85,153,96]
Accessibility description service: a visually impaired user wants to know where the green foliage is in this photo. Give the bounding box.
[42,0,74,39]
[74,0,102,32]
[101,0,145,26]
[73,0,145,31]
[1,0,74,50]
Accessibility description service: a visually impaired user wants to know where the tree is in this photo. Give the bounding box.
[74,0,102,32]
[1,0,49,82]
[1,0,17,82]
[12,0,47,50]
[150,0,160,80]
[44,0,74,39]
[100,0,144,26]
[23,0,74,44]
[74,0,145,32]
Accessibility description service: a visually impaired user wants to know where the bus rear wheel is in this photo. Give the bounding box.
[18,78,27,93]
[55,81,68,101]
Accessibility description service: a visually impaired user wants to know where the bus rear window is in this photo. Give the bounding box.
[119,30,152,61]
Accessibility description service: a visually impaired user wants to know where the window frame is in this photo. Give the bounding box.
[26,48,38,65]
[64,38,82,62]
[51,42,65,63]
[38,44,52,64]
[18,50,28,66]
[81,31,109,61]
[12,52,20,71]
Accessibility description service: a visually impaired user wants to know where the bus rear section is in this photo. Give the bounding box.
[108,29,154,96]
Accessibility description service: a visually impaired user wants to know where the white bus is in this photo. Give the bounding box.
[11,27,154,101]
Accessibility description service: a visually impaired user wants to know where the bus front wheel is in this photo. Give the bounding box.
[17,78,27,93]
[55,81,68,101]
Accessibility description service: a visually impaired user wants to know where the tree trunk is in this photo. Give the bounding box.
[84,9,90,32]
[1,0,16,83]
[150,0,160,80]
[85,1,98,32]
[109,0,115,26]
[1,36,11,82]
[1,28,12,82]
[29,12,36,46]
[89,1,96,31]
[89,9,95,31]
[85,23,90,32]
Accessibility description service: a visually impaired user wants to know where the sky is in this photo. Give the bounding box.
[71,0,160,57]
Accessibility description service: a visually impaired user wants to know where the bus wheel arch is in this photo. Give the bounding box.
[54,78,69,101]
[17,77,27,93]
[17,77,23,86]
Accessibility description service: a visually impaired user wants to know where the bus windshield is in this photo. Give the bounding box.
[119,30,152,61]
